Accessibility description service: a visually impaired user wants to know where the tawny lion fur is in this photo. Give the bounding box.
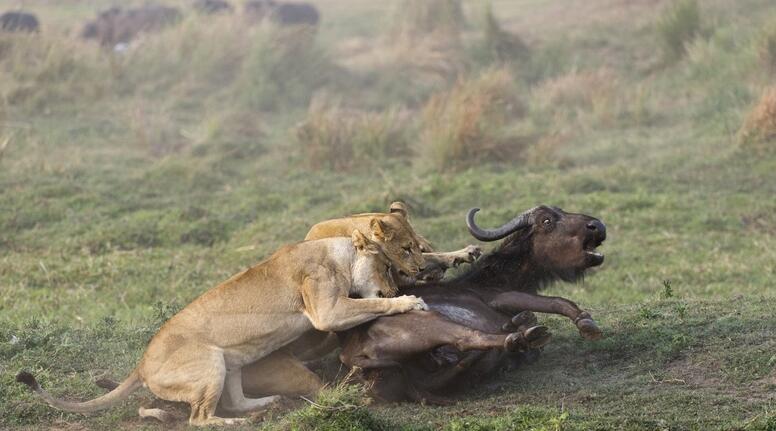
[17,231,427,426]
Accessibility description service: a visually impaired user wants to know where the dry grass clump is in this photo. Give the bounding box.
[340,35,465,107]
[416,68,525,171]
[532,68,619,127]
[118,14,252,95]
[656,0,701,62]
[756,20,776,75]
[295,96,411,170]
[389,0,464,45]
[739,86,776,153]
[0,33,110,111]
[481,3,530,65]
[237,24,334,110]
[340,1,466,107]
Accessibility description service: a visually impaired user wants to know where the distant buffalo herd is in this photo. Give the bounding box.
[1,0,319,49]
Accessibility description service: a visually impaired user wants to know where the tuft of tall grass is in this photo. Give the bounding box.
[280,379,386,431]
[739,86,776,153]
[389,0,464,45]
[756,20,776,75]
[295,95,411,170]
[656,0,701,62]
[118,14,251,96]
[416,68,525,171]
[480,3,530,65]
[237,24,335,111]
[531,68,620,129]
[0,33,110,112]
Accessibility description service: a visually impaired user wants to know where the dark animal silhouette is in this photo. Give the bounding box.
[338,205,607,403]
[0,11,39,33]
[194,0,233,14]
[244,0,319,27]
[81,5,181,48]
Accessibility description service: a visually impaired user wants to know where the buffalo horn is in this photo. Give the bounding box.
[466,207,539,241]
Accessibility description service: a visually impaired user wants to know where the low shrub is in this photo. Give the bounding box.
[416,68,525,171]
[656,0,701,62]
[739,86,776,153]
[531,68,619,128]
[295,96,411,170]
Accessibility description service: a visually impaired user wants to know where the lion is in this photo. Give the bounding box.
[17,230,427,426]
[305,201,482,283]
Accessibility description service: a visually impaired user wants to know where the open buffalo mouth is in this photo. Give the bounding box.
[583,237,605,266]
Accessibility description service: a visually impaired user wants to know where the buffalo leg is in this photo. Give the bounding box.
[487,291,602,340]
[339,310,548,370]
[409,311,545,392]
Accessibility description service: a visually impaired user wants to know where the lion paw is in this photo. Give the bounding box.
[396,295,428,312]
[452,245,483,266]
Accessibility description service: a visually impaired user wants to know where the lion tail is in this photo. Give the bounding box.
[16,369,141,414]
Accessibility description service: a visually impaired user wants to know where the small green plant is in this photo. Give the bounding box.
[656,0,701,61]
[674,302,687,319]
[662,279,674,299]
[639,305,661,319]
[280,378,386,431]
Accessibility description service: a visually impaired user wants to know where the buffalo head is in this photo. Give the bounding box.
[467,205,606,281]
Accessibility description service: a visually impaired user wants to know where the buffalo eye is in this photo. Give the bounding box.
[542,218,552,226]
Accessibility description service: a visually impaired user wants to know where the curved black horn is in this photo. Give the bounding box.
[466,207,539,241]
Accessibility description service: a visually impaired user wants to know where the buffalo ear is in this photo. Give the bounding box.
[370,218,393,241]
[389,201,409,219]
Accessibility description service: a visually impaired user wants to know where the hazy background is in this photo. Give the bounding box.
[0,0,774,429]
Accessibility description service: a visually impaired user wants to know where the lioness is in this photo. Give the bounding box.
[306,201,482,283]
[17,231,427,426]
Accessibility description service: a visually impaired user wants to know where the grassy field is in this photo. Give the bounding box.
[1,0,775,429]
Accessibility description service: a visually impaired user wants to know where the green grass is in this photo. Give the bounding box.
[1,0,776,429]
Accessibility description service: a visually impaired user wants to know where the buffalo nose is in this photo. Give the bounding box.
[586,220,606,239]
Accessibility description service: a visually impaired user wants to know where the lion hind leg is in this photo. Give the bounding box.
[141,341,228,426]
[219,368,280,415]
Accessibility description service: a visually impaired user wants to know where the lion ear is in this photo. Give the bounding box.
[389,201,408,219]
[352,229,368,251]
[353,229,380,254]
[370,218,393,241]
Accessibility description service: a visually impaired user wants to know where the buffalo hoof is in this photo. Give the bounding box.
[576,318,602,340]
[505,325,551,351]
[524,325,552,349]
[512,310,538,328]
[501,310,538,332]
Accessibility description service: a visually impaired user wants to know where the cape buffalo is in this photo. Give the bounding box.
[244,0,319,27]
[194,0,233,15]
[81,5,181,48]
[338,205,607,403]
[0,11,39,33]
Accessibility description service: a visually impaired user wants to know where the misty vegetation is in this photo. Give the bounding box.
[0,0,775,429]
